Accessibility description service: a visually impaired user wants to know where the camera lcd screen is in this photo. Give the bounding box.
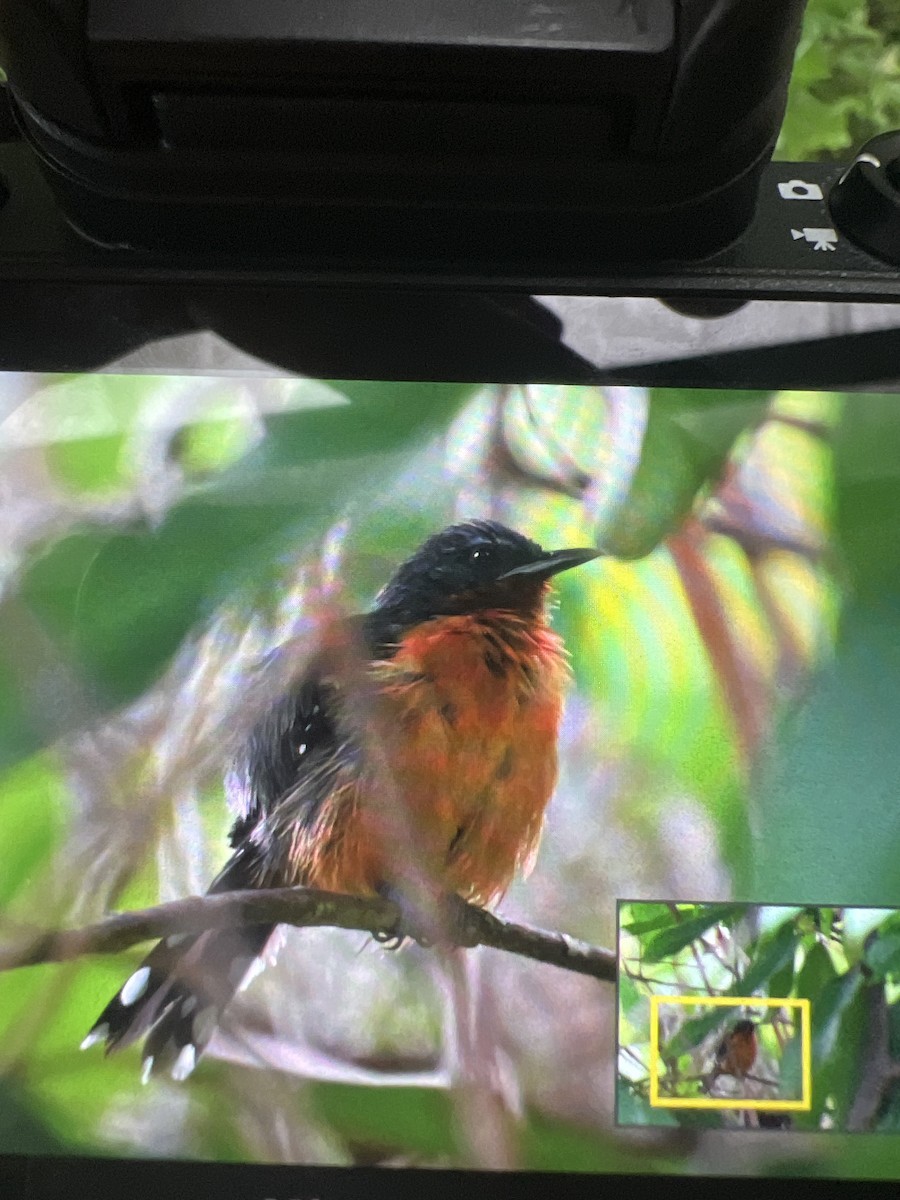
[0,375,899,1187]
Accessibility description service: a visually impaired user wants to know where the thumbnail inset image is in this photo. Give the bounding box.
[616,902,900,1132]
[647,995,810,1118]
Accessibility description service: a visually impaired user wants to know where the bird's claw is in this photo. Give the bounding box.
[375,887,481,950]
[373,928,407,951]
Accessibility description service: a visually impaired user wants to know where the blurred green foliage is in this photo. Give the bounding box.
[777,0,900,160]
[0,379,478,766]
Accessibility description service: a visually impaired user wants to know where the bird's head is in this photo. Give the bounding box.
[374,519,599,629]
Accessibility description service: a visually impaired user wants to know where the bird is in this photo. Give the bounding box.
[81,519,599,1082]
[709,1019,758,1084]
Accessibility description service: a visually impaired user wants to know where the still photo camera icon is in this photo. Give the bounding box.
[615,902,900,1132]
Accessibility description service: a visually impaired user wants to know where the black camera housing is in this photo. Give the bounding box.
[1,0,808,271]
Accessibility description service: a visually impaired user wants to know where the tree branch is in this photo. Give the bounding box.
[0,886,617,984]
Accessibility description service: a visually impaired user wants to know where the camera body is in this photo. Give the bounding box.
[1,1,808,269]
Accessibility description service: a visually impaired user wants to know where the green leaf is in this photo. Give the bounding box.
[174,413,259,476]
[795,940,838,1003]
[0,1080,69,1155]
[45,434,130,496]
[791,967,866,1129]
[767,959,795,1004]
[753,601,900,906]
[779,1029,804,1103]
[641,904,748,963]
[618,974,642,1017]
[615,1080,678,1129]
[4,381,478,765]
[611,390,770,559]
[0,959,153,1151]
[730,920,798,997]
[777,0,900,162]
[835,395,900,600]
[312,1082,458,1161]
[525,1108,686,1171]
[776,1130,900,1179]
[17,374,147,497]
[864,930,900,982]
[0,753,66,908]
[524,1108,686,1172]
[789,939,839,1128]
[812,969,861,1066]
[312,1081,686,1171]
[827,979,869,1127]
[622,904,688,936]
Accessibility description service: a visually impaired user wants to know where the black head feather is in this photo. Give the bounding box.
[370,519,597,639]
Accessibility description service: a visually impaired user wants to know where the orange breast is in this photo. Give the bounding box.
[294,612,568,903]
[731,1031,757,1074]
[366,612,568,904]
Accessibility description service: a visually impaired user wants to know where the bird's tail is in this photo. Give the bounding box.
[81,847,276,1082]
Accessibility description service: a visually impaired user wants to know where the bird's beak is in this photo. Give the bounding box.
[497,546,601,581]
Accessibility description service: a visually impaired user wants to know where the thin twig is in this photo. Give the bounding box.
[744,1073,780,1088]
[0,886,617,983]
[688,940,716,995]
[698,933,741,981]
[620,1044,648,1071]
[620,968,680,989]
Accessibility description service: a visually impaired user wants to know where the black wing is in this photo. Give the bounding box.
[83,630,373,1080]
[223,630,374,883]
[227,673,334,822]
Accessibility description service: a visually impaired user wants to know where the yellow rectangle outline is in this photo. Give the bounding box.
[648,994,812,1111]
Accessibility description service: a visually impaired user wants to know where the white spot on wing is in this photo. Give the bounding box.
[140,1056,155,1085]
[120,966,151,1007]
[80,1023,109,1050]
[181,995,197,1016]
[171,1044,197,1081]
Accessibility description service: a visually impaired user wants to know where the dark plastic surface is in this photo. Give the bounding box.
[0,141,895,301]
[0,0,808,267]
[830,131,900,266]
[88,0,675,51]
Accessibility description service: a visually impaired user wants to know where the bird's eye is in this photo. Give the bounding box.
[470,547,491,564]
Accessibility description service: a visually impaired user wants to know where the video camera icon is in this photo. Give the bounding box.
[791,227,838,251]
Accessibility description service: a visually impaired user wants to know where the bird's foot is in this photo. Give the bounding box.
[375,886,482,950]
